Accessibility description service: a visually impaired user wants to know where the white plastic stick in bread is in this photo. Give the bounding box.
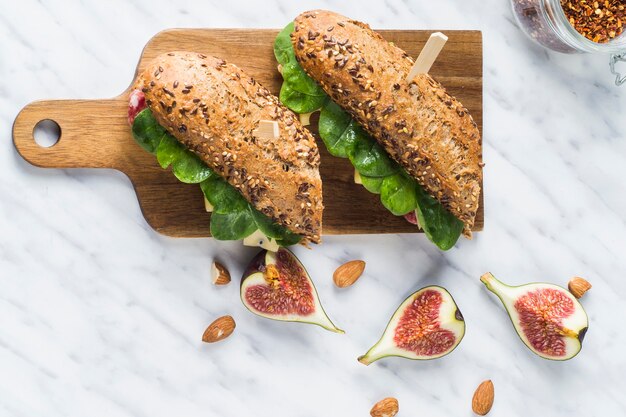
[253,120,279,139]
[406,32,448,81]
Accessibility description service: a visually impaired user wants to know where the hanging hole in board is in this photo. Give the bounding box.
[33,119,61,148]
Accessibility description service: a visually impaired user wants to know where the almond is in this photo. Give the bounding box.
[472,380,494,415]
[370,397,399,417]
[211,261,231,285]
[568,276,591,299]
[333,260,366,288]
[202,315,236,343]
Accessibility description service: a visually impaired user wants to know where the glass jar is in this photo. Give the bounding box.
[511,0,626,85]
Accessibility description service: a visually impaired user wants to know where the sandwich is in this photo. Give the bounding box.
[128,52,324,248]
[274,10,483,250]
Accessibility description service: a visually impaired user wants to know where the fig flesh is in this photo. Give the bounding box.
[481,272,588,360]
[358,286,465,365]
[241,248,343,333]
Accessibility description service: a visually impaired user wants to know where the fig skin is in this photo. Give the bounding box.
[240,248,344,333]
[480,272,589,361]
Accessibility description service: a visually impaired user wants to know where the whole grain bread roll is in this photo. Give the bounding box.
[135,52,323,243]
[292,11,482,237]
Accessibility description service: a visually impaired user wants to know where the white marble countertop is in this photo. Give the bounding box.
[2,0,626,416]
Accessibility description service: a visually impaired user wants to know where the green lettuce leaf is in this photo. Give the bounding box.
[132,108,300,246]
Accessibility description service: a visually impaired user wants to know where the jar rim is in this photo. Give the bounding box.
[545,0,626,53]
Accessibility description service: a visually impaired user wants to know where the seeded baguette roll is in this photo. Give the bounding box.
[135,52,323,243]
[292,11,482,237]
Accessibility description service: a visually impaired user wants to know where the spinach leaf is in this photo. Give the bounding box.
[200,177,249,214]
[318,101,358,158]
[171,153,213,184]
[275,230,303,247]
[274,22,296,65]
[210,210,257,241]
[155,127,213,183]
[281,62,327,100]
[156,134,184,168]
[132,109,167,153]
[201,179,299,243]
[274,22,328,114]
[250,208,291,239]
[359,175,384,194]
[133,108,300,246]
[380,173,417,216]
[414,186,464,251]
[348,130,398,178]
[279,79,328,114]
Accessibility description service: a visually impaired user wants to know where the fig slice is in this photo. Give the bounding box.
[480,272,589,360]
[240,248,344,333]
[358,286,465,365]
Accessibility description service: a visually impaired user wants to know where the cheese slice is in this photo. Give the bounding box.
[203,196,214,212]
[243,229,280,252]
[299,112,313,126]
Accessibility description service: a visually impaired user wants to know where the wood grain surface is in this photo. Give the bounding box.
[12,29,483,238]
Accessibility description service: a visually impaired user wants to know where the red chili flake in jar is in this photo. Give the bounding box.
[561,0,626,43]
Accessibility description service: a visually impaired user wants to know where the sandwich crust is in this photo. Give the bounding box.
[135,52,323,243]
[292,10,482,236]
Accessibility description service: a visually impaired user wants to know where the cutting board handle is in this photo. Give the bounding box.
[13,97,131,169]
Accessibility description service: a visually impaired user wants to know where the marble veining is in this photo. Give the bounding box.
[2,0,626,416]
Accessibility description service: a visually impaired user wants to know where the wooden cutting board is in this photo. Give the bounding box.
[13,29,483,238]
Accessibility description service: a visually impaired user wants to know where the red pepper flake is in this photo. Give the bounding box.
[561,0,626,43]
